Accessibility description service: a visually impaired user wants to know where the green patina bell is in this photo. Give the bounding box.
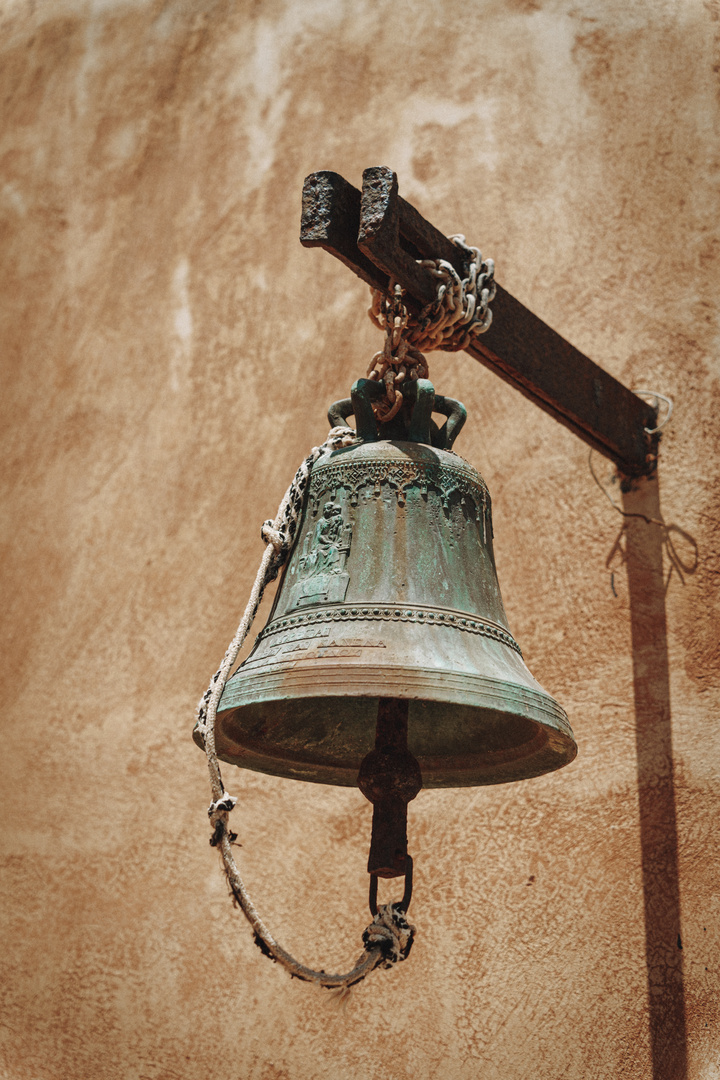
[196,379,576,801]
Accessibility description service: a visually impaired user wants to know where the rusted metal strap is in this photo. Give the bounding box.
[368,856,414,917]
[357,698,422,880]
[300,166,658,476]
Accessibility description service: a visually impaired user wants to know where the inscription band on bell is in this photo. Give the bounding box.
[256,604,523,656]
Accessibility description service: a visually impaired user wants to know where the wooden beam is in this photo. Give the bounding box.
[300,166,658,476]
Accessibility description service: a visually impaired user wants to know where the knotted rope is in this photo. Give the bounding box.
[195,426,416,991]
[367,234,495,422]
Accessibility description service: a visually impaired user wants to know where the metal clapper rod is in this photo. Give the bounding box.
[357,698,422,911]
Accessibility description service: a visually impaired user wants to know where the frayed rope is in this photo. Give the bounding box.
[197,425,417,990]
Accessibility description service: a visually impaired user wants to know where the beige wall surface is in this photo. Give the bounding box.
[1,1,719,1078]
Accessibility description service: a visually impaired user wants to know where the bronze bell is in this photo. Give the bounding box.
[197,379,576,871]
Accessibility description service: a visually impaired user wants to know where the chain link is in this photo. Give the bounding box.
[367,235,495,423]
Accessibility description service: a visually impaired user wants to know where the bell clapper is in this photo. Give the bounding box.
[357,698,423,912]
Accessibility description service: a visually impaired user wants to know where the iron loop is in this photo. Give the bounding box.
[369,854,414,916]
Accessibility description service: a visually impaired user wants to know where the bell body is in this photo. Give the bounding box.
[206,440,576,787]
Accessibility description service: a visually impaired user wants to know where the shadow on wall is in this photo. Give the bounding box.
[618,475,698,1080]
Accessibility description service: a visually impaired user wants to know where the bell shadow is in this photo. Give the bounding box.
[617,474,698,1079]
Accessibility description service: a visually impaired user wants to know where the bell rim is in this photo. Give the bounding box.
[219,661,571,725]
[202,663,577,788]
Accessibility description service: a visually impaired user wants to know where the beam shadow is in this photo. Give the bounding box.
[618,474,696,1080]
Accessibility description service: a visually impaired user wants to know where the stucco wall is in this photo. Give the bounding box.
[1,1,718,1078]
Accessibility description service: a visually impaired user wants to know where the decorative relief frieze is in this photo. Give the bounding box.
[308,457,490,525]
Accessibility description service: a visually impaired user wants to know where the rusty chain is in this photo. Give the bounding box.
[367,234,495,423]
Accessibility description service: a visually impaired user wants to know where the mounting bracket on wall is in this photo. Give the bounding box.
[300,165,660,477]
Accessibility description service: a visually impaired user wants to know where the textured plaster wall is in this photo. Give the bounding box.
[1,1,719,1078]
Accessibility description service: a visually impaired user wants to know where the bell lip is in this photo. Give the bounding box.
[218,662,573,732]
[196,709,577,789]
[199,665,577,789]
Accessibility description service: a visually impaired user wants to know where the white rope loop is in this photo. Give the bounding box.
[196,425,416,991]
[632,390,674,434]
